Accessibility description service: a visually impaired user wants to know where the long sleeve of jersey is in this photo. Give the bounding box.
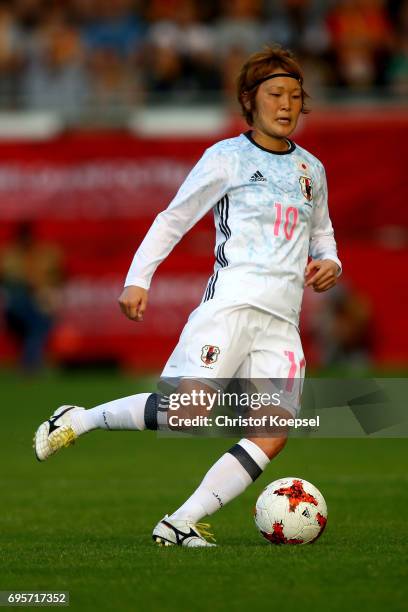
[309,164,342,273]
[124,147,230,289]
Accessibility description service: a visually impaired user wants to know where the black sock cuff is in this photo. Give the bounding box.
[144,393,169,430]
[228,443,263,481]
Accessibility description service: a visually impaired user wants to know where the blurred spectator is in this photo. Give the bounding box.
[14,0,44,32]
[0,0,403,112]
[145,0,220,100]
[215,0,263,57]
[261,1,333,96]
[0,1,24,108]
[21,5,88,116]
[387,0,408,94]
[86,47,142,119]
[144,0,189,22]
[214,0,265,102]
[81,0,144,58]
[263,0,330,55]
[310,284,373,368]
[142,44,183,98]
[78,0,145,116]
[0,222,63,373]
[388,37,408,95]
[327,0,393,90]
[222,45,250,102]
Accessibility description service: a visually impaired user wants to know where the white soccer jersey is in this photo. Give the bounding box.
[125,131,341,327]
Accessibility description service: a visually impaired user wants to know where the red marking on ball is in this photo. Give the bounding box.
[262,522,303,545]
[309,512,328,544]
[316,512,327,528]
[274,479,318,512]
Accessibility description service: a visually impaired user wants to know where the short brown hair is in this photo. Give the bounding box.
[237,46,309,125]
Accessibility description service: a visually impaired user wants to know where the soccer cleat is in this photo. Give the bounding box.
[33,405,85,462]
[152,515,216,547]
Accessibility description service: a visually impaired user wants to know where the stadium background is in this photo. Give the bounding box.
[0,2,407,612]
[0,0,407,372]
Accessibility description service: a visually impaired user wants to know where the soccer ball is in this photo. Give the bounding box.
[254,477,327,545]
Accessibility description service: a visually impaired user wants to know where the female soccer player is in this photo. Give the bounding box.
[34,46,341,547]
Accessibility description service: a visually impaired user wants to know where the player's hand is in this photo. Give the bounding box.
[305,259,339,293]
[118,286,148,321]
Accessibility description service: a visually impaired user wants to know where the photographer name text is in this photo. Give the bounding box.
[168,415,320,429]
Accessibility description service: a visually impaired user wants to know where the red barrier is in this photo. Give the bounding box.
[0,112,407,368]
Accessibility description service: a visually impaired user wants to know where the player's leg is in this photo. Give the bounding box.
[161,436,285,521]
[33,392,171,461]
[152,435,285,547]
[245,312,306,460]
[153,302,259,546]
[155,312,304,546]
[33,300,249,462]
[158,401,289,536]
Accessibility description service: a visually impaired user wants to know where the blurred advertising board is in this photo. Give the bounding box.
[0,112,407,369]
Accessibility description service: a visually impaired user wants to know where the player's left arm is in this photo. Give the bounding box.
[306,164,342,293]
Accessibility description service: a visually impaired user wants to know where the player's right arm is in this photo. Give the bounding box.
[119,145,231,321]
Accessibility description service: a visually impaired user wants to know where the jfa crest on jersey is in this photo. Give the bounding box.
[299,175,313,202]
[201,345,220,366]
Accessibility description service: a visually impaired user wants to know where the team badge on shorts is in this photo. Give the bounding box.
[299,176,313,202]
[201,345,220,366]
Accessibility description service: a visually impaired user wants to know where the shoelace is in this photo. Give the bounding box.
[194,522,216,543]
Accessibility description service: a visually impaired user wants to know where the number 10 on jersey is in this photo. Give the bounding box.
[273,203,298,240]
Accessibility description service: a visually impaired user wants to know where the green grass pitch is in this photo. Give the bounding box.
[0,370,406,612]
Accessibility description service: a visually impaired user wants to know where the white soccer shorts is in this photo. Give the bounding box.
[160,300,305,416]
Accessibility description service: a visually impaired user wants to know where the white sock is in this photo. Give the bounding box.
[70,393,152,435]
[169,439,270,523]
